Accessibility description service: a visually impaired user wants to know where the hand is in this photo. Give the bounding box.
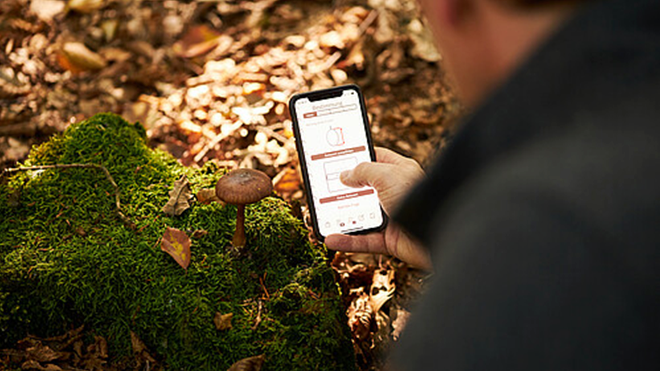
[324,147,432,270]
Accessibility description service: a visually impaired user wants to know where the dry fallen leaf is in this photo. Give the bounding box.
[272,168,300,196]
[407,18,442,62]
[68,0,105,13]
[370,268,395,313]
[162,174,194,216]
[130,331,157,364]
[59,42,107,72]
[214,312,233,331]
[24,343,64,363]
[30,0,66,22]
[227,354,265,371]
[347,288,373,341]
[196,188,222,205]
[173,25,223,58]
[161,227,191,269]
[20,360,62,371]
[130,331,146,354]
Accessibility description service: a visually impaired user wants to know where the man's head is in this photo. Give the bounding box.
[418,0,591,106]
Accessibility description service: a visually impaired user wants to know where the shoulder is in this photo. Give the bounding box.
[427,105,660,288]
[393,115,660,371]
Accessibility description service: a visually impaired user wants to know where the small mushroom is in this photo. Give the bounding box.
[215,168,273,248]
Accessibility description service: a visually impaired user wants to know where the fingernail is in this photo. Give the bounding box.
[339,170,350,181]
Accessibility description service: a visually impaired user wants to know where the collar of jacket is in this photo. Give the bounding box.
[394,0,660,248]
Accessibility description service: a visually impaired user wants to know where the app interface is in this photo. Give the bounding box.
[295,89,384,237]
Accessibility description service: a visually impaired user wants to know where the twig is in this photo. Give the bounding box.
[358,9,379,38]
[193,121,243,163]
[2,164,135,229]
[251,300,263,331]
[258,125,289,145]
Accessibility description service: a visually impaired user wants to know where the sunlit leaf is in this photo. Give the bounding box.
[59,42,107,73]
[160,227,191,269]
[273,168,300,195]
[369,268,395,313]
[347,288,372,341]
[408,18,442,62]
[68,0,104,14]
[173,25,222,58]
[30,0,66,22]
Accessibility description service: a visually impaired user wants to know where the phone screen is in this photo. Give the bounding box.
[291,85,385,239]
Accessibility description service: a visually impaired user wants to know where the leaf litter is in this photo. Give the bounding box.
[0,0,455,369]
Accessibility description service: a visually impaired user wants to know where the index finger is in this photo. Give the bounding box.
[374,147,414,166]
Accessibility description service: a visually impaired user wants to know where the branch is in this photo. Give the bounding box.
[2,164,135,229]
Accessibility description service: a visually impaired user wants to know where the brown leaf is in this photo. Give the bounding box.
[79,357,105,371]
[161,227,191,269]
[92,336,107,358]
[196,188,222,205]
[20,360,62,370]
[130,331,145,354]
[408,18,442,62]
[68,0,105,13]
[100,19,119,42]
[162,174,193,216]
[60,42,107,72]
[272,168,300,195]
[347,288,373,341]
[227,354,265,371]
[130,331,156,364]
[369,268,395,313]
[214,312,233,331]
[29,0,65,22]
[25,343,64,363]
[173,25,222,58]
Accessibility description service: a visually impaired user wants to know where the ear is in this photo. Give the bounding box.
[439,0,476,28]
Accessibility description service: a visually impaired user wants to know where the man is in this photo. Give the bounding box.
[325,0,660,369]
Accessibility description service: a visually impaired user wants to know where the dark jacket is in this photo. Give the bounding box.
[392,0,660,369]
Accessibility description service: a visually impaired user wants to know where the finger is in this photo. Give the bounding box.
[340,162,395,188]
[325,233,388,255]
[375,147,413,166]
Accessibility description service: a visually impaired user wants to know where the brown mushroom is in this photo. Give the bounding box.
[215,168,273,248]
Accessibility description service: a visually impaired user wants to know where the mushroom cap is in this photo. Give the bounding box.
[215,168,273,205]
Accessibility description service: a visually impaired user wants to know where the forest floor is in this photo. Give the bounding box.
[0,0,460,369]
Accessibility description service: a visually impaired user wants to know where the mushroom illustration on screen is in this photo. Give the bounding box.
[215,169,273,248]
[326,126,345,146]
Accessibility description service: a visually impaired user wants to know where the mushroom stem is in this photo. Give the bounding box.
[233,204,246,248]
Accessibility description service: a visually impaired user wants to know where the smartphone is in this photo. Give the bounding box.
[289,84,387,241]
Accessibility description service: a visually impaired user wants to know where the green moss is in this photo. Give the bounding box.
[0,113,356,370]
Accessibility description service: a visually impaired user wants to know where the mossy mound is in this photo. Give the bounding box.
[0,113,356,370]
